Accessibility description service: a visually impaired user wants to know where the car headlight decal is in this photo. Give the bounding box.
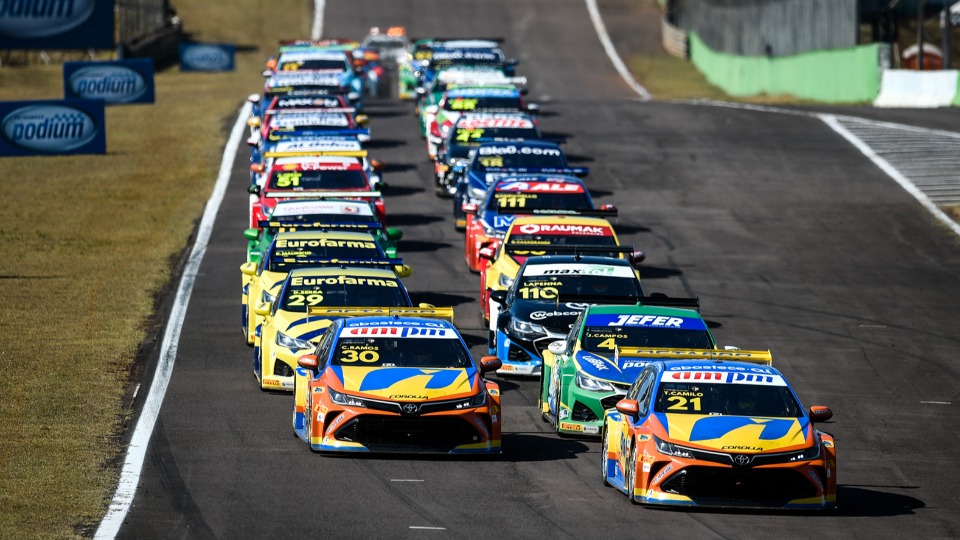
[276,330,314,351]
[575,371,617,393]
[329,388,366,408]
[508,318,547,340]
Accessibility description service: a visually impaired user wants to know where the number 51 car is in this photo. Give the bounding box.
[601,353,836,509]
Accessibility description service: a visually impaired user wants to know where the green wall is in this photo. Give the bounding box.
[689,33,881,103]
[955,73,960,106]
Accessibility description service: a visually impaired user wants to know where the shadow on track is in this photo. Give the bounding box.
[501,432,592,461]
[409,292,474,307]
[389,214,445,226]
[398,240,452,253]
[383,185,425,197]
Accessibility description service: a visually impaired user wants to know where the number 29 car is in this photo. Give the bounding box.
[293,315,504,454]
[601,356,836,509]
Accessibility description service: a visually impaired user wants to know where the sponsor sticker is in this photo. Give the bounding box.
[0,99,105,157]
[496,181,583,193]
[180,42,236,72]
[586,314,706,329]
[514,223,612,236]
[524,263,634,278]
[63,59,154,105]
[341,326,455,339]
[560,422,583,432]
[0,0,112,49]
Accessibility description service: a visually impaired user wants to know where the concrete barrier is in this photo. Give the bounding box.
[874,69,960,108]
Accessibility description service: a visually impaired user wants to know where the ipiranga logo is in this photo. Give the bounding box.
[182,45,232,70]
[0,0,95,38]
[67,65,147,103]
[1,104,98,152]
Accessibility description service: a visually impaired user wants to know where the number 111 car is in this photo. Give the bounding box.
[601,356,836,509]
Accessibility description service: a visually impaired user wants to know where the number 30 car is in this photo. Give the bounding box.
[293,315,504,454]
[601,356,836,509]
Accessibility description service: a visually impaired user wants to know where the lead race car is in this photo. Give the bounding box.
[292,315,503,454]
[601,355,836,509]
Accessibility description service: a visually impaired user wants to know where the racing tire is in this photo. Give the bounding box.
[624,441,639,504]
[538,371,550,422]
[600,429,610,486]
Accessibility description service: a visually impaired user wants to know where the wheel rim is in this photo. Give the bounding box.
[625,442,635,500]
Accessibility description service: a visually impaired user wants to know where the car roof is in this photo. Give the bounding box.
[286,266,400,279]
[271,199,374,216]
[339,316,457,330]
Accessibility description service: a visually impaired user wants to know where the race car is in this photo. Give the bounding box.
[240,229,410,345]
[292,315,504,454]
[249,136,383,192]
[461,176,608,272]
[450,141,585,230]
[423,86,535,159]
[262,49,365,110]
[417,66,528,137]
[433,112,541,197]
[489,256,648,375]
[398,38,440,100]
[247,92,351,123]
[262,70,360,105]
[252,265,419,391]
[541,304,742,437]
[479,215,644,324]
[248,156,385,229]
[251,109,369,147]
[361,26,410,68]
[416,44,516,95]
[243,200,401,264]
[601,355,836,509]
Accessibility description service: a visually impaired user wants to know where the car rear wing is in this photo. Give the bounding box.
[505,245,635,256]
[259,220,382,232]
[481,166,589,177]
[267,128,370,140]
[270,257,404,270]
[264,107,356,115]
[307,306,455,323]
[614,347,773,366]
[265,191,382,199]
[638,293,700,311]
[263,149,367,158]
[500,208,618,218]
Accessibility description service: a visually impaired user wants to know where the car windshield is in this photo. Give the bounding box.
[473,148,566,171]
[581,325,714,352]
[443,96,521,112]
[280,275,408,312]
[654,382,802,418]
[267,236,385,270]
[267,169,368,190]
[516,273,641,301]
[333,336,471,368]
[487,191,591,212]
[279,59,349,71]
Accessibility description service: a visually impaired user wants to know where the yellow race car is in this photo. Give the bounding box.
[240,229,411,345]
[478,215,643,327]
[253,265,427,391]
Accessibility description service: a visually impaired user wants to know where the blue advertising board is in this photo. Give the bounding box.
[63,59,155,105]
[0,99,106,157]
[0,0,114,49]
[180,42,235,72]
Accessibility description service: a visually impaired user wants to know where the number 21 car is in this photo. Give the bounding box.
[601,356,836,509]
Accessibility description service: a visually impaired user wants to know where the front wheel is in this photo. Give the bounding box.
[600,429,610,486]
[624,441,639,504]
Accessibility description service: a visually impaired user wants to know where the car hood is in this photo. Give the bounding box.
[331,366,477,400]
[654,413,811,453]
[273,312,338,341]
[573,350,646,384]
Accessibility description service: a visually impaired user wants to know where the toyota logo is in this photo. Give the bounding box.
[732,454,752,467]
[402,403,419,415]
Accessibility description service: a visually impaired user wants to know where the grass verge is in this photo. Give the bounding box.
[0,1,307,537]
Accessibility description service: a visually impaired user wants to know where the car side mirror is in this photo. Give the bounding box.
[525,102,539,113]
[418,303,436,308]
[253,303,270,316]
[240,262,258,276]
[243,228,260,242]
[298,354,319,370]
[246,116,261,128]
[461,202,478,214]
[371,159,385,171]
[809,405,833,423]
[356,114,370,126]
[424,105,438,114]
[479,355,502,373]
[261,69,274,78]
[250,163,265,173]
[547,340,566,355]
[600,203,617,211]
[478,247,496,261]
[395,265,413,278]
[489,289,507,305]
[630,250,645,268]
[616,399,640,416]
[247,184,261,195]
[385,227,403,241]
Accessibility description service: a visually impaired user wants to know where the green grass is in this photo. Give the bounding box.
[0,1,308,537]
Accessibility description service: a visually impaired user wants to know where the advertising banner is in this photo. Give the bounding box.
[180,42,235,72]
[0,0,114,49]
[0,99,106,157]
[63,59,155,105]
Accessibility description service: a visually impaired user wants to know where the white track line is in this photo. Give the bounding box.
[584,0,651,101]
[312,0,325,40]
[821,113,960,238]
[94,102,252,539]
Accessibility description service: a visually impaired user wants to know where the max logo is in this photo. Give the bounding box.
[0,0,95,38]
[1,104,98,152]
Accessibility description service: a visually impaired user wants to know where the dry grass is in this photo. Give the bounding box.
[0,1,307,537]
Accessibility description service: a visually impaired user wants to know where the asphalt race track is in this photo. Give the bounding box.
[119,1,960,538]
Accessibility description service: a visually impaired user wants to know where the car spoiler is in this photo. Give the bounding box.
[267,128,369,140]
[614,347,773,366]
[500,208,618,218]
[269,257,404,269]
[265,107,356,115]
[266,191,382,199]
[307,305,454,323]
[263,149,367,158]
[638,293,700,310]
[481,166,589,177]
[414,37,505,43]
[505,245,634,256]
[259,220,382,231]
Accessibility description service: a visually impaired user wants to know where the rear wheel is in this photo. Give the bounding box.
[624,441,639,504]
[600,429,610,486]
